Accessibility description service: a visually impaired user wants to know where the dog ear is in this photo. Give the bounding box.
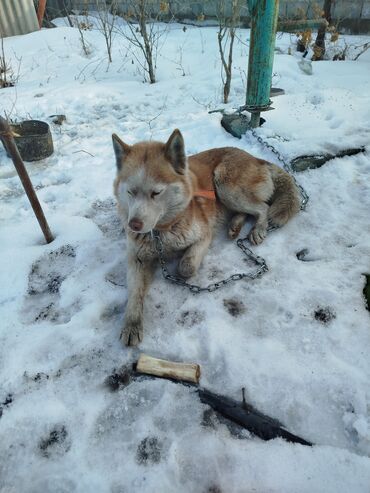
[165,129,186,174]
[112,133,131,171]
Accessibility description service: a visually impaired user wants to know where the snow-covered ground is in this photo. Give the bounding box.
[1,17,370,493]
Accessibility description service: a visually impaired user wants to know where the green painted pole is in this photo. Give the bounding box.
[246,0,280,128]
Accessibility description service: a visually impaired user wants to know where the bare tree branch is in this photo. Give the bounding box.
[94,0,118,63]
[353,41,370,60]
[116,1,171,83]
[217,0,241,103]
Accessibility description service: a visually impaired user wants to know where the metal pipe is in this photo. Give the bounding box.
[246,0,280,126]
[250,112,260,129]
[0,116,54,244]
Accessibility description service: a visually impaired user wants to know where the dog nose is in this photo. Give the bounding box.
[129,218,143,232]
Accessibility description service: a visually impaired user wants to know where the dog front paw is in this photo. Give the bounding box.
[178,256,197,279]
[120,318,143,346]
[248,226,267,246]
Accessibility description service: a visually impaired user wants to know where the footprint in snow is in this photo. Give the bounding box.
[22,245,80,325]
[85,198,123,240]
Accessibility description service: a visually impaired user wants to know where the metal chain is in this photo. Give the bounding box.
[152,129,309,294]
[153,230,268,294]
[249,128,309,211]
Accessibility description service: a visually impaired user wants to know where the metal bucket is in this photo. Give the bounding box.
[9,120,54,162]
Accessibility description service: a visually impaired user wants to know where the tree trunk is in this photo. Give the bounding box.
[312,0,332,61]
[139,2,156,83]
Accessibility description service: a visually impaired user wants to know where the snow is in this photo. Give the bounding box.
[1,17,370,492]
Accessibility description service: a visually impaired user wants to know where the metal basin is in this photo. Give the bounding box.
[9,120,54,162]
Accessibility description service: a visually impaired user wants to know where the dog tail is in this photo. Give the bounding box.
[268,164,301,226]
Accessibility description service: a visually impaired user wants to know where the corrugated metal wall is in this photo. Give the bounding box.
[46,0,370,21]
[0,0,39,38]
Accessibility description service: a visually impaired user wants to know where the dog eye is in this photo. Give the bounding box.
[151,190,162,199]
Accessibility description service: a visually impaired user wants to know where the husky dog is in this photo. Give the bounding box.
[113,129,300,346]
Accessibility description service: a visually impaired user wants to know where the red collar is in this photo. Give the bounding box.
[193,189,216,200]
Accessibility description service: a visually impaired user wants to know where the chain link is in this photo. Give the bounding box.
[153,230,268,294]
[152,129,309,294]
[249,128,309,211]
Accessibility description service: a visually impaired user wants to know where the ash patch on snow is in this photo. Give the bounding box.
[24,371,50,383]
[177,309,205,327]
[0,394,13,419]
[314,306,336,324]
[39,425,71,458]
[207,486,223,493]
[105,366,132,391]
[136,436,162,465]
[223,298,246,317]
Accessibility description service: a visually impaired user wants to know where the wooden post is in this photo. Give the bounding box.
[312,0,332,60]
[0,116,54,244]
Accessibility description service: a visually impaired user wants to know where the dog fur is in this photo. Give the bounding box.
[113,129,300,346]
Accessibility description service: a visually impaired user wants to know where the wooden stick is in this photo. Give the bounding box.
[0,116,54,244]
[132,356,312,446]
[136,354,201,384]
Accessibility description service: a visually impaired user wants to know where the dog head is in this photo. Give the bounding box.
[113,129,193,234]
